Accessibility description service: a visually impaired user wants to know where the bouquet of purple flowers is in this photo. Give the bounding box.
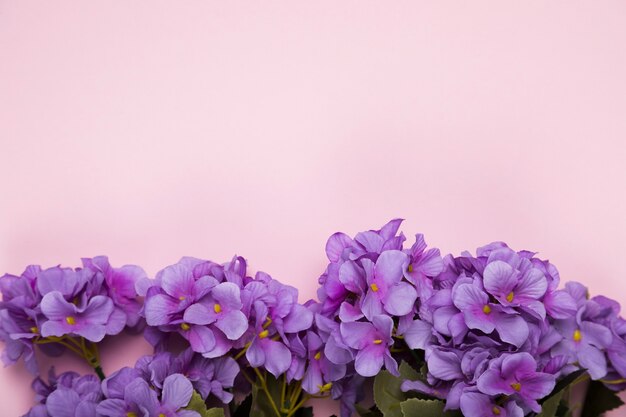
[1,220,625,417]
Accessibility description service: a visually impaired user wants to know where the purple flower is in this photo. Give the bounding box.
[174,349,239,403]
[245,319,292,378]
[98,374,199,417]
[360,251,416,320]
[404,234,444,297]
[301,330,346,394]
[25,371,102,417]
[81,257,145,327]
[340,315,397,377]
[183,282,248,341]
[452,281,529,347]
[1,266,45,373]
[552,295,614,380]
[40,292,114,342]
[460,392,523,417]
[143,260,225,355]
[483,260,547,318]
[477,353,555,413]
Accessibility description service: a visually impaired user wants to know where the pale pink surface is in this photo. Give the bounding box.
[1,1,626,415]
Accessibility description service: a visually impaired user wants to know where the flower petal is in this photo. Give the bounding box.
[144,294,179,326]
[160,264,194,299]
[215,310,248,340]
[41,291,76,321]
[340,321,375,350]
[82,296,114,325]
[483,261,516,300]
[382,282,417,316]
[403,319,433,350]
[263,340,292,377]
[354,345,384,377]
[477,369,512,396]
[162,374,193,410]
[96,399,127,417]
[284,304,314,333]
[46,388,80,417]
[339,261,366,294]
[183,303,215,326]
[495,313,529,348]
[325,232,353,262]
[124,378,159,414]
[211,283,243,310]
[579,344,608,380]
[185,325,216,353]
[374,250,409,286]
[427,349,462,381]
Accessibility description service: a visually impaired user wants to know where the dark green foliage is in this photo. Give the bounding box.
[580,381,625,417]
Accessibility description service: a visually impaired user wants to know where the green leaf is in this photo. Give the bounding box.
[537,369,586,417]
[355,404,384,417]
[537,389,564,417]
[250,374,286,417]
[186,391,208,413]
[205,409,225,417]
[184,391,225,417]
[542,370,586,404]
[581,381,625,417]
[373,362,421,417]
[399,398,461,417]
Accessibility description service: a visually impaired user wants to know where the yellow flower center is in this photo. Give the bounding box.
[373,339,383,345]
[506,292,514,303]
[159,414,166,417]
[30,326,39,334]
[65,316,76,325]
[180,323,190,331]
[492,406,501,416]
[370,283,379,292]
[259,330,269,339]
[318,382,332,393]
[126,413,137,417]
[314,351,322,360]
[511,382,521,392]
[179,296,186,301]
[407,264,414,273]
[573,329,582,342]
[482,305,491,314]
[214,303,222,313]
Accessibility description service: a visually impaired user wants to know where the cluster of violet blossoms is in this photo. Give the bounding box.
[0,257,145,375]
[24,350,219,417]
[140,255,348,400]
[316,219,445,415]
[316,220,626,417]
[3,221,626,417]
[95,349,239,417]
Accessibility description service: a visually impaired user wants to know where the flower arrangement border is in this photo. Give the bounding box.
[1,219,625,417]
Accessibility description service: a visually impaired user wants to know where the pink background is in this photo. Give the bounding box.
[1,1,626,415]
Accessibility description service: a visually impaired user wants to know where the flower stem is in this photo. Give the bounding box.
[34,336,106,380]
[252,367,283,417]
[285,394,311,417]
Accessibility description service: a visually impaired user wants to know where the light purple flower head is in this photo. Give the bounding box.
[173,348,240,403]
[97,373,200,417]
[142,256,248,357]
[2,259,141,374]
[1,266,45,374]
[477,353,555,413]
[24,370,103,417]
[340,315,398,377]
